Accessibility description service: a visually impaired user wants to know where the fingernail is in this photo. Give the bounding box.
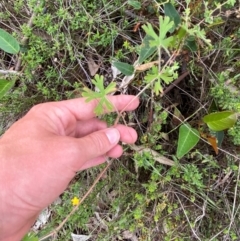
[106,128,120,145]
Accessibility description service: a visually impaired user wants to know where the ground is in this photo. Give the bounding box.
[1,1,240,240]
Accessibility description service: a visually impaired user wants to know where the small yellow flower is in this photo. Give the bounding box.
[71,196,80,206]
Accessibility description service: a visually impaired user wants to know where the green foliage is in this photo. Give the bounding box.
[2,0,240,240]
[177,124,200,159]
[0,28,20,54]
[185,35,197,52]
[0,79,15,99]
[82,75,116,115]
[228,120,240,145]
[142,16,174,54]
[215,130,224,146]
[112,61,134,76]
[203,111,237,131]
[182,164,203,187]
[127,0,141,10]
[137,35,157,64]
[164,2,181,32]
[22,233,39,241]
[144,63,179,95]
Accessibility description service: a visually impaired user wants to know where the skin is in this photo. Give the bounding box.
[0,95,139,241]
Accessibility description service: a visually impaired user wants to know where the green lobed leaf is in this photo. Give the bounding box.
[104,82,116,94]
[142,16,174,53]
[144,66,159,83]
[142,23,159,43]
[92,74,105,93]
[113,62,134,76]
[164,2,181,33]
[154,80,163,95]
[160,72,174,84]
[203,111,237,131]
[138,35,157,64]
[0,79,15,99]
[159,16,174,42]
[82,75,115,115]
[0,28,20,54]
[177,124,200,159]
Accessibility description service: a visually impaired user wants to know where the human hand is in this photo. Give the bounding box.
[0,95,139,241]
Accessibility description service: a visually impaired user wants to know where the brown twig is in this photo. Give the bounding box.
[130,144,175,166]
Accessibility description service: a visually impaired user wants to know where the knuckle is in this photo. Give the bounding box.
[89,133,106,152]
[29,103,46,113]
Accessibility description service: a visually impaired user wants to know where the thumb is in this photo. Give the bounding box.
[71,128,120,170]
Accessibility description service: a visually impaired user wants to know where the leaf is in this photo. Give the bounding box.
[32,208,51,231]
[142,23,159,43]
[82,75,116,115]
[154,79,163,95]
[137,35,157,64]
[113,61,134,76]
[172,107,185,126]
[144,65,159,83]
[203,111,237,131]
[164,2,181,33]
[92,74,105,93]
[111,64,121,78]
[22,233,39,241]
[119,74,135,89]
[127,0,141,10]
[215,131,224,147]
[87,56,100,76]
[160,71,175,84]
[104,82,117,94]
[201,132,219,154]
[185,35,197,52]
[177,124,200,159]
[142,16,174,54]
[135,61,159,71]
[130,144,175,166]
[159,16,174,42]
[160,63,179,84]
[0,28,20,54]
[0,79,15,99]
[207,136,218,154]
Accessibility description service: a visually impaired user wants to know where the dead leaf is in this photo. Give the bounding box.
[172,107,185,126]
[161,132,169,141]
[130,144,175,166]
[111,64,121,78]
[122,231,138,241]
[71,233,91,241]
[207,136,218,154]
[135,60,159,72]
[87,56,100,76]
[32,208,51,231]
[201,133,218,154]
[119,74,135,93]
